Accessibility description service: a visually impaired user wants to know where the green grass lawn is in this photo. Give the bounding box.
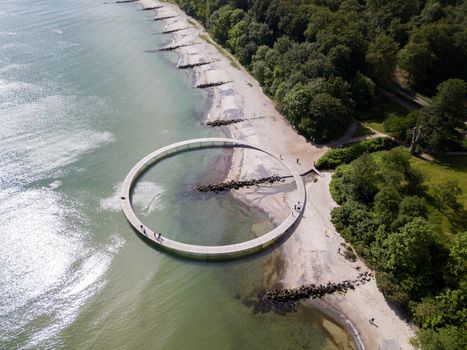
[410,155,467,240]
[360,95,411,134]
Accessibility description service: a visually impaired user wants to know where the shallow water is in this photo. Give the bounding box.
[0,0,354,349]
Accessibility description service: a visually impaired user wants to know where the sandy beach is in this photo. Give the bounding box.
[139,0,416,348]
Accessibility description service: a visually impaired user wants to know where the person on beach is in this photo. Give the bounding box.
[296,158,299,164]
[158,233,162,241]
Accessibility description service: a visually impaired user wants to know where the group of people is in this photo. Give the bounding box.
[139,224,163,243]
[291,202,302,216]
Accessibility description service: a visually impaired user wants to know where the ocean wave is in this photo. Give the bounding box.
[0,63,27,73]
[100,182,166,214]
[0,188,125,348]
[0,94,116,186]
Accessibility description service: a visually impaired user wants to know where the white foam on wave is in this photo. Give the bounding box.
[0,187,126,347]
[48,180,62,189]
[0,79,35,96]
[100,182,166,214]
[0,31,18,36]
[0,94,116,185]
[0,63,27,73]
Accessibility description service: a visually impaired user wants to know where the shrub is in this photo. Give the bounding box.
[316,137,395,169]
[383,111,418,142]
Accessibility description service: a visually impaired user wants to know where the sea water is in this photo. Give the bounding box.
[0,0,354,348]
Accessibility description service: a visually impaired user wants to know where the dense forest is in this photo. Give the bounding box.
[171,1,467,348]
[330,147,466,349]
[174,0,466,149]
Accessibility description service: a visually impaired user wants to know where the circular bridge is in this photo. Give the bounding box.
[121,138,306,260]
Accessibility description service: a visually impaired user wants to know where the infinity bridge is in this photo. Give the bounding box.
[121,138,306,259]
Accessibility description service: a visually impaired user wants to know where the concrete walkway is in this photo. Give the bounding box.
[121,138,306,260]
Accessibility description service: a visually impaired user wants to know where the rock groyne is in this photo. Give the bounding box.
[196,81,233,89]
[178,61,212,69]
[153,15,177,21]
[243,272,374,315]
[196,175,287,193]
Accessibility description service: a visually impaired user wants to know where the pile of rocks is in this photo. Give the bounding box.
[162,27,190,34]
[196,81,233,89]
[154,15,177,22]
[206,116,265,127]
[196,175,284,193]
[206,118,244,127]
[158,43,192,52]
[178,61,212,69]
[243,272,373,315]
[142,5,163,10]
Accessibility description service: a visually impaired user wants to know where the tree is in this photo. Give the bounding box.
[344,153,378,203]
[351,72,376,109]
[398,41,436,87]
[374,186,402,224]
[376,271,410,306]
[308,92,350,141]
[366,34,399,83]
[282,83,313,125]
[378,147,424,193]
[449,231,467,277]
[384,217,434,276]
[209,5,246,44]
[431,180,462,211]
[418,79,467,152]
[412,326,467,350]
[399,23,467,90]
[383,217,435,299]
[398,195,427,218]
[227,17,272,64]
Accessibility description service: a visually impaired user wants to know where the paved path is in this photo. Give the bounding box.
[121,138,306,260]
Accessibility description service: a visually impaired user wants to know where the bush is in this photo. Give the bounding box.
[383,111,418,142]
[343,243,357,262]
[376,271,410,307]
[316,137,395,169]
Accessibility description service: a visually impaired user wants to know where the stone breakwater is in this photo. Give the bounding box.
[154,15,177,21]
[243,272,373,315]
[178,61,212,69]
[205,116,264,127]
[156,43,194,52]
[196,81,233,89]
[196,175,287,193]
[206,118,244,127]
[162,27,191,34]
[142,5,163,10]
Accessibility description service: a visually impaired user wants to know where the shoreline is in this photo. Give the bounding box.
[138,0,415,348]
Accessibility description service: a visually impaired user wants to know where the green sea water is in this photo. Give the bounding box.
[0,0,355,349]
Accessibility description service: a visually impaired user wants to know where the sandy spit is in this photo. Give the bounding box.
[138,1,416,348]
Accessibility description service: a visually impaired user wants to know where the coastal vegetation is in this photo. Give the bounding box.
[173,0,466,151]
[315,137,395,169]
[329,148,466,349]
